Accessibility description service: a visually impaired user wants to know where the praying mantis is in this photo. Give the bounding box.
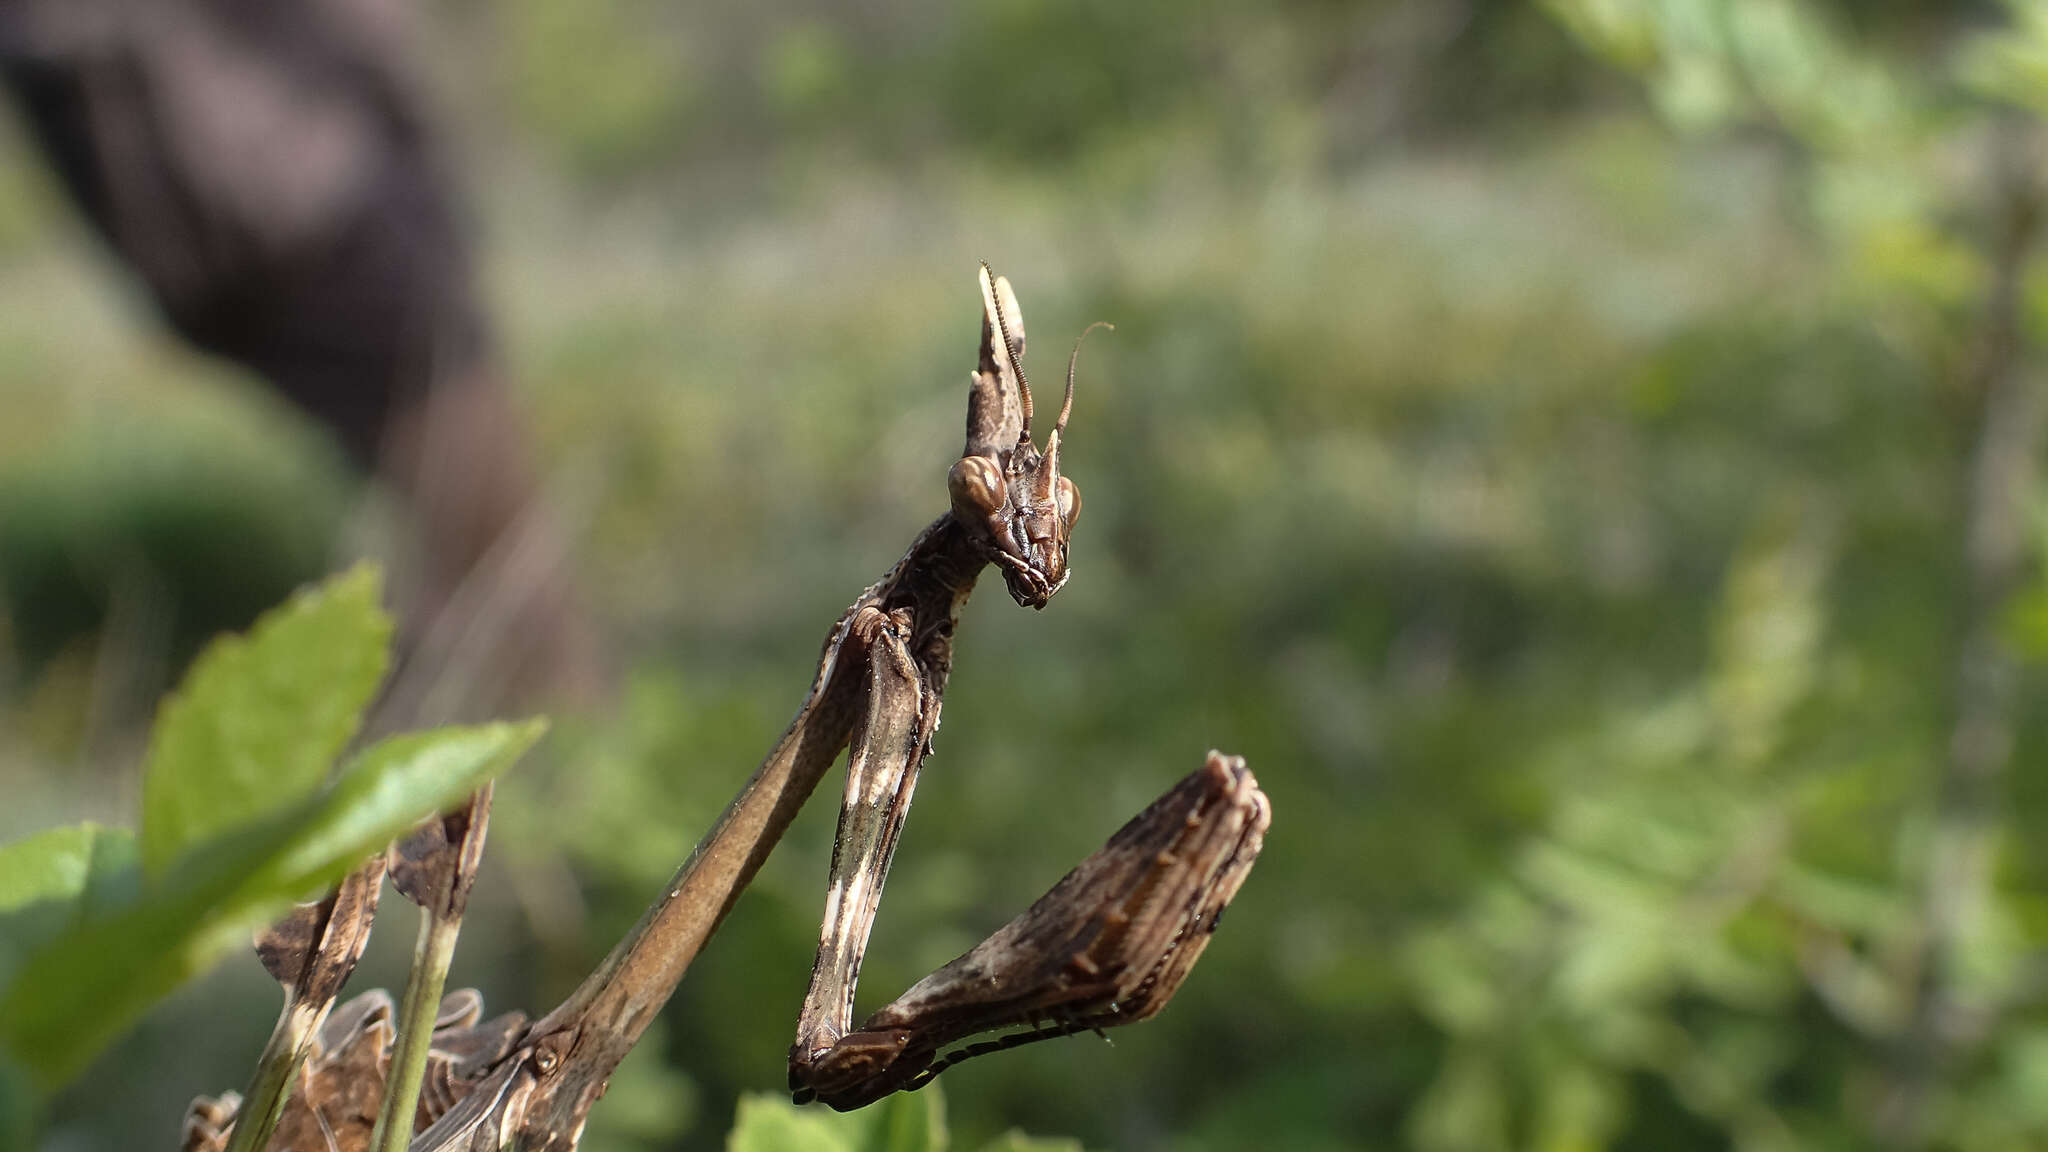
[785,267,1269,1109]
[181,266,1269,1150]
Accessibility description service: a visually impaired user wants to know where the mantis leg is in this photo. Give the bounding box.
[792,606,934,1066]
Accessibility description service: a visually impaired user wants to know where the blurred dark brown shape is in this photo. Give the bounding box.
[1,0,599,724]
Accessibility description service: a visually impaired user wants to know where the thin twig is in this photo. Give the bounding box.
[373,916,464,1152]
[219,999,323,1152]
[213,857,386,1152]
[377,786,495,1151]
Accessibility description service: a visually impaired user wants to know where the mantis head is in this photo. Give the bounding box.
[950,264,1107,609]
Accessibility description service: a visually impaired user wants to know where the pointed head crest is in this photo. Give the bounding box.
[951,264,1107,608]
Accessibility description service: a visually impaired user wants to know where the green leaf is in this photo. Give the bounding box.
[0,825,137,989]
[727,1094,857,1152]
[261,722,544,888]
[0,823,134,915]
[140,565,391,876]
[724,1085,949,1152]
[974,1134,1084,1152]
[857,1085,946,1152]
[0,718,544,1093]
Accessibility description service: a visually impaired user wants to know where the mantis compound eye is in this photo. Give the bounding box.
[948,455,1005,522]
[1055,476,1081,532]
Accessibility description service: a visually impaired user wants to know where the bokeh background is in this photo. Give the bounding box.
[7,0,2048,1148]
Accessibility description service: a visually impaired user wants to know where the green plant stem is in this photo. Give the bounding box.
[371,913,463,1152]
[222,996,319,1152]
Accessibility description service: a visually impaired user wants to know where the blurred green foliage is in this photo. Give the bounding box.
[0,569,544,1108]
[724,1083,1082,1152]
[5,0,2048,1150]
